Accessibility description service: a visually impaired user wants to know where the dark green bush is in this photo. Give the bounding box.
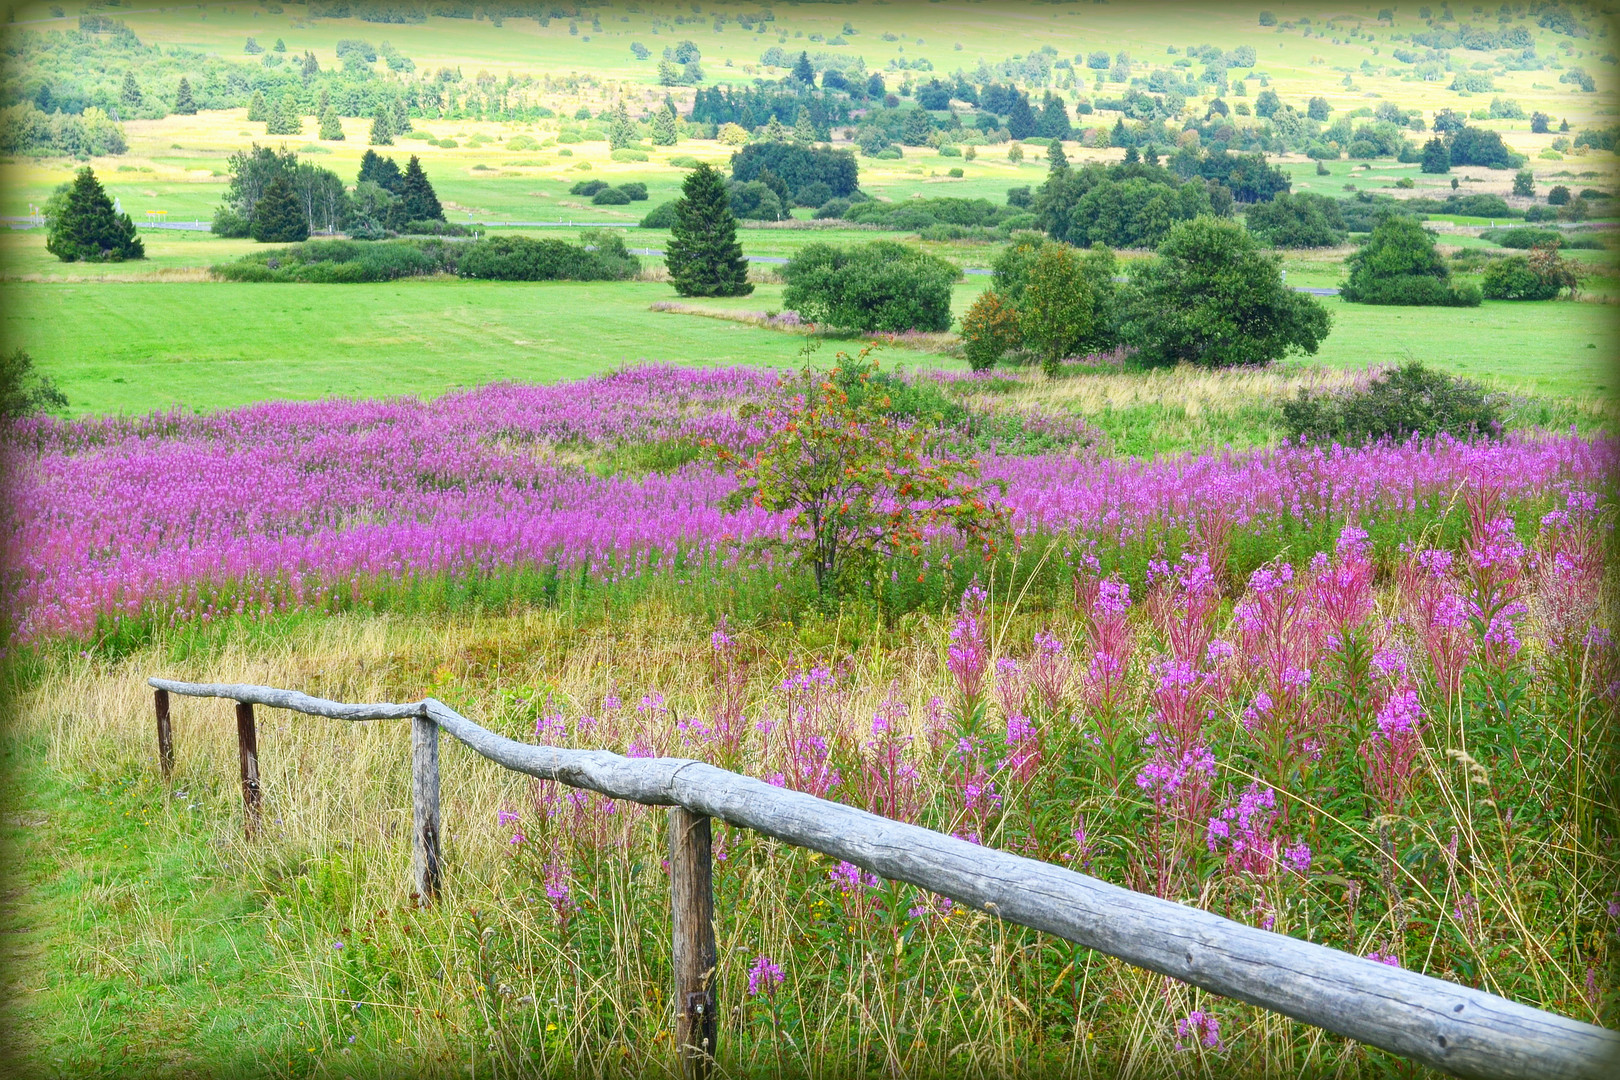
[1282,362,1504,446]
[812,197,851,220]
[458,231,640,280]
[780,240,962,332]
[212,238,453,282]
[1481,255,1562,300]
[1340,216,1483,306]
[592,186,632,205]
[569,179,609,196]
[399,219,471,236]
[1480,226,1605,250]
[639,200,679,228]
[618,182,649,201]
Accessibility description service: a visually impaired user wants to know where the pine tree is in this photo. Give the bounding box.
[651,104,680,146]
[1143,143,1160,166]
[370,107,394,146]
[120,72,142,112]
[274,37,286,52]
[666,162,752,298]
[793,51,815,85]
[764,115,789,142]
[358,149,404,192]
[398,156,444,222]
[1006,92,1037,139]
[247,90,267,123]
[1123,145,1140,164]
[46,167,145,263]
[264,95,284,133]
[319,105,345,141]
[792,106,816,145]
[249,173,310,243]
[1047,138,1069,173]
[268,94,303,135]
[174,77,197,115]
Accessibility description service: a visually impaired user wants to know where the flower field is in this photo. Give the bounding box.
[5,362,1618,1076]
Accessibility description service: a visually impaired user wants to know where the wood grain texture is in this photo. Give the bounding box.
[147,678,1620,1080]
[669,808,717,1078]
[234,701,260,839]
[153,688,174,779]
[412,715,442,906]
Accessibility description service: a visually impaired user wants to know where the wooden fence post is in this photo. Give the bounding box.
[669,807,717,1078]
[153,688,174,779]
[235,701,261,838]
[411,712,442,906]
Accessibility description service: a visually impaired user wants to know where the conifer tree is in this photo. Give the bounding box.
[608,103,637,149]
[398,156,444,222]
[1047,138,1069,173]
[370,107,394,146]
[120,72,142,112]
[268,94,303,135]
[174,76,197,115]
[316,86,331,114]
[247,90,267,122]
[666,162,752,297]
[358,149,404,192]
[651,104,680,146]
[274,37,286,52]
[1420,135,1450,174]
[792,106,816,145]
[793,51,815,85]
[391,97,412,134]
[1143,143,1160,166]
[319,105,345,141]
[1006,92,1037,139]
[46,167,144,263]
[764,114,788,142]
[249,173,310,243]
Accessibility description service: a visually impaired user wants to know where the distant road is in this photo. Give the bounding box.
[0,217,1343,293]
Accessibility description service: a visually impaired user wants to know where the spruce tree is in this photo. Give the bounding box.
[247,90,267,123]
[1143,143,1160,166]
[666,162,752,297]
[792,106,816,145]
[793,51,815,85]
[764,114,789,142]
[398,156,444,222]
[391,97,412,134]
[316,86,331,114]
[46,167,145,263]
[174,76,197,115]
[120,72,142,112]
[370,107,394,146]
[1047,138,1069,173]
[1006,92,1037,139]
[249,173,310,243]
[608,103,637,150]
[319,105,345,141]
[358,149,403,192]
[651,104,679,146]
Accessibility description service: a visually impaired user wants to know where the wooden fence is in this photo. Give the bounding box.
[146,677,1619,1080]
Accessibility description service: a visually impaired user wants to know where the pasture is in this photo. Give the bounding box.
[2,1,1619,1077]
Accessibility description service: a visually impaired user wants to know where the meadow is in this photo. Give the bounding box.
[3,1,1620,1077]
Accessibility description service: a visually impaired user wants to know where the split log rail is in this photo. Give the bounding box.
[146,677,1618,1080]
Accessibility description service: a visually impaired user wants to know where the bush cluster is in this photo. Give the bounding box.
[1281,362,1504,446]
[212,232,640,283]
[570,179,650,205]
[1340,217,1482,307]
[781,240,961,332]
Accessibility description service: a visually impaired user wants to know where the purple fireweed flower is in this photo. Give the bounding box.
[747,955,784,997]
[948,584,990,706]
[829,861,880,892]
[1174,1010,1222,1051]
[1365,951,1401,967]
[497,809,519,826]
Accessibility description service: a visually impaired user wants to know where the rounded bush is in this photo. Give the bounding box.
[639,200,679,228]
[947,167,964,177]
[1481,255,1562,300]
[611,148,650,162]
[592,186,632,204]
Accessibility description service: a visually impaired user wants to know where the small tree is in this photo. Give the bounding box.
[1340,216,1481,306]
[650,104,679,146]
[319,105,345,141]
[1547,184,1571,206]
[46,167,144,263]
[249,173,310,243]
[0,349,69,418]
[666,162,752,297]
[247,90,267,123]
[120,72,142,112]
[1420,136,1450,174]
[369,107,394,146]
[1021,242,1117,375]
[608,103,638,150]
[398,155,444,222]
[1511,169,1535,197]
[1122,216,1331,367]
[713,353,1008,598]
[793,51,816,85]
[792,107,817,146]
[958,291,1022,371]
[1007,142,1024,163]
[174,76,197,115]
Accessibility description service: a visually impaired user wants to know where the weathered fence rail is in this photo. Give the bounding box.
[147,676,1619,1080]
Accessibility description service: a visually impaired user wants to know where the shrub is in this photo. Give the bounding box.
[795,180,833,208]
[1523,206,1558,222]
[0,348,68,418]
[555,131,582,144]
[669,155,702,168]
[1547,184,1571,206]
[1481,226,1561,249]
[458,232,640,280]
[570,180,609,197]
[958,290,1022,370]
[781,240,962,332]
[640,200,679,228]
[947,167,964,178]
[611,148,650,162]
[812,198,851,220]
[1480,254,1562,300]
[400,219,471,237]
[730,141,860,198]
[1281,362,1503,445]
[1340,217,1482,306]
[212,239,452,282]
[618,182,649,201]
